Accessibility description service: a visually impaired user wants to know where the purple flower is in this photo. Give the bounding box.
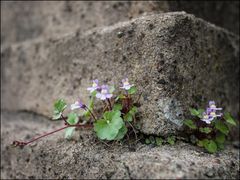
[208,101,222,111]
[87,79,100,93]
[71,100,86,110]
[120,78,134,90]
[201,112,214,124]
[96,85,113,100]
[201,101,222,124]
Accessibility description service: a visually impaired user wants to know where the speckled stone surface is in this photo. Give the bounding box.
[1,1,238,47]
[1,111,239,179]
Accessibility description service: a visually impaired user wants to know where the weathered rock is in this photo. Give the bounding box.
[1,1,239,46]
[168,0,239,34]
[0,1,169,46]
[1,12,239,136]
[1,111,239,179]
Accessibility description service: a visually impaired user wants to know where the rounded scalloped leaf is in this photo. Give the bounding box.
[54,99,67,112]
[114,125,127,140]
[94,111,124,140]
[204,140,217,153]
[67,113,78,125]
[183,119,197,129]
[65,127,76,139]
[224,112,237,126]
[215,120,229,135]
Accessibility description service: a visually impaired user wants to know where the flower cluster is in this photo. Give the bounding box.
[120,78,134,90]
[95,85,113,100]
[70,78,134,109]
[87,79,100,93]
[86,78,134,100]
[184,100,237,153]
[201,101,223,124]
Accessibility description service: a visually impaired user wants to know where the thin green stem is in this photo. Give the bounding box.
[85,106,97,121]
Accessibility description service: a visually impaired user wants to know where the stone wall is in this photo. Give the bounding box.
[1,2,239,179]
[1,12,239,136]
[1,1,238,46]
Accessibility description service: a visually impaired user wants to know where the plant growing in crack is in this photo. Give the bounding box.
[12,78,140,147]
[183,101,237,153]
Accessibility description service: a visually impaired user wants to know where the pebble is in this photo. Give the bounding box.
[117,31,125,38]
[205,169,215,177]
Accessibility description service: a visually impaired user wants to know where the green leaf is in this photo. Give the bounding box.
[124,106,138,122]
[197,140,205,147]
[52,99,67,120]
[52,112,62,120]
[215,120,229,135]
[129,106,137,115]
[216,142,224,150]
[199,139,217,153]
[65,127,76,139]
[128,86,137,94]
[115,94,125,101]
[167,136,175,145]
[67,113,78,125]
[54,99,67,113]
[123,106,137,122]
[145,138,151,144]
[197,109,205,118]
[109,86,115,93]
[199,127,212,134]
[149,136,155,144]
[114,125,127,140]
[155,137,163,146]
[94,110,124,140]
[124,113,133,122]
[111,110,122,120]
[188,108,204,118]
[113,104,123,111]
[224,112,237,126]
[203,139,217,153]
[189,108,199,116]
[103,111,112,121]
[183,119,197,129]
[215,133,225,144]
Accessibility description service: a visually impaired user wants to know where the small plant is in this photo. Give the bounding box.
[144,135,176,146]
[183,101,237,153]
[12,78,140,147]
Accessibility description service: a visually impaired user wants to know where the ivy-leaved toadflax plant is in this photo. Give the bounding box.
[183,101,237,153]
[12,78,139,147]
[12,79,237,154]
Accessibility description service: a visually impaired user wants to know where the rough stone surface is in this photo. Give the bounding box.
[1,12,239,136]
[1,1,239,46]
[1,111,239,179]
[168,0,239,35]
[0,1,169,46]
